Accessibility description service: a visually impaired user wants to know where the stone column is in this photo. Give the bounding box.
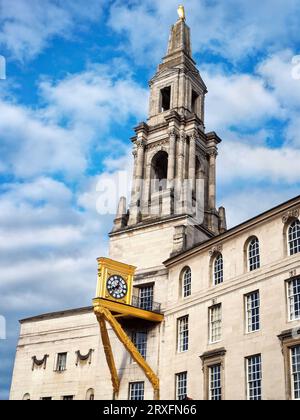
[167,129,176,188]
[208,150,217,210]
[130,149,137,200]
[128,139,145,225]
[142,160,151,218]
[188,131,196,194]
[135,139,145,202]
[177,131,185,182]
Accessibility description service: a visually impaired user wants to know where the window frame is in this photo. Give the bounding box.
[138,285,154,311]
[248,237,260,272]
[209,304,222,344]
[286,278,300,322]
[213,254,224,286]
[182,267,192,298]
[200,348,226,400]
[177,315,189,353]
[128,381,145,401]
[55,352,67,372]
[160,86,171,113]
[245,290,260,333]
[246,354,262,401]
[209,364,222,400]
[132,331,147,360]
[290,345,300,400]
[288,220,300,256]
[175,371,187,400]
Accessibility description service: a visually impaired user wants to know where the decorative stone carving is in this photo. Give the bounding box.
[282,208,299,223]
[75,349,94,366]
[209,244,223,257]
[31,354,49,371]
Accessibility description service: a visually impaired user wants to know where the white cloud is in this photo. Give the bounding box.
[203,69,283,132]
[0,0,103,61]
[219,141,300,184]
[0,64,148,179]
[108,0,300,64]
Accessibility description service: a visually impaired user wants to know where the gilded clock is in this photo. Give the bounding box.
[106,274,128,300]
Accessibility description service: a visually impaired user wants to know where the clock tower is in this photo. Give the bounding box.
[109,9,227,276]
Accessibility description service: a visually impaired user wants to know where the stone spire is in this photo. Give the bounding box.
[166,10,191,58]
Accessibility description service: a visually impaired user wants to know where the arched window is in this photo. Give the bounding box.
[288,220,300,256]
[23,393,30,400]
[248,237,260,271]
[182,267,191,298]
[85,388,95,400]
[151,151,168,193]
[213,254,223,286]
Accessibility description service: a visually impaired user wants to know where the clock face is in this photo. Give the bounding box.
[106,275,128,299]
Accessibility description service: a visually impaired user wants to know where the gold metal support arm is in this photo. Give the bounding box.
[97,314,120,396]
[95,305,160,400]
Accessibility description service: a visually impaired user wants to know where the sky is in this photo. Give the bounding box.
[0,0,300,400]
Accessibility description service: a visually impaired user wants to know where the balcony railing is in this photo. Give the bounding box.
[131,296,162,314]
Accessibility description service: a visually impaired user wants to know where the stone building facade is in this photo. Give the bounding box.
[10,13,300,401]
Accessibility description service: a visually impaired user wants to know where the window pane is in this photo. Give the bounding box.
[139,286,153,311]
[291,346,300,400]
[214,254,223,285]
[132,331,147,359]
[177,316,189,352]
[248,238,260,271]
[129,382,144,400]
[56,353,67,372]
[209,364,222,400]
[183,268,191,298]
[176,372,187,400]
[288,278,300,321]
[246,291,260,332]
[247,355,262,400]
[288,220,300,256]
[210,304,222,343]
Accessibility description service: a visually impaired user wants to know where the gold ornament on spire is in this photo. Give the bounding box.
[177,5,185,20]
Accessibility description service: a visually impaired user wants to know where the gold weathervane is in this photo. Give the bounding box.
[177,5,185,20]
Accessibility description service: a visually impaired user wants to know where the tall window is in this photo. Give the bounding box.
[129,382,144,400]
[213,254,223,285]
[291,346,300,400]
[248,238,260,271]
[287,278,300,321]
[246,291,260,333]
[182,267,191,298]
[177,316,189,352]
[288,220,300,255]
[209,364,222,400]
[56,353,67,372]
[209,304,222,343]
[63,395,74,400]
[132,331,147,359]
[246,355,262,400]
[175,372,187,400]
[160,86,171,112]
[139,286,153,311]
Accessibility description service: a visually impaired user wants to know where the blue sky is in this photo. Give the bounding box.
[0,0,300,400]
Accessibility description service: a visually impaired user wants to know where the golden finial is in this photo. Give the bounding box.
[177,5,185,21]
